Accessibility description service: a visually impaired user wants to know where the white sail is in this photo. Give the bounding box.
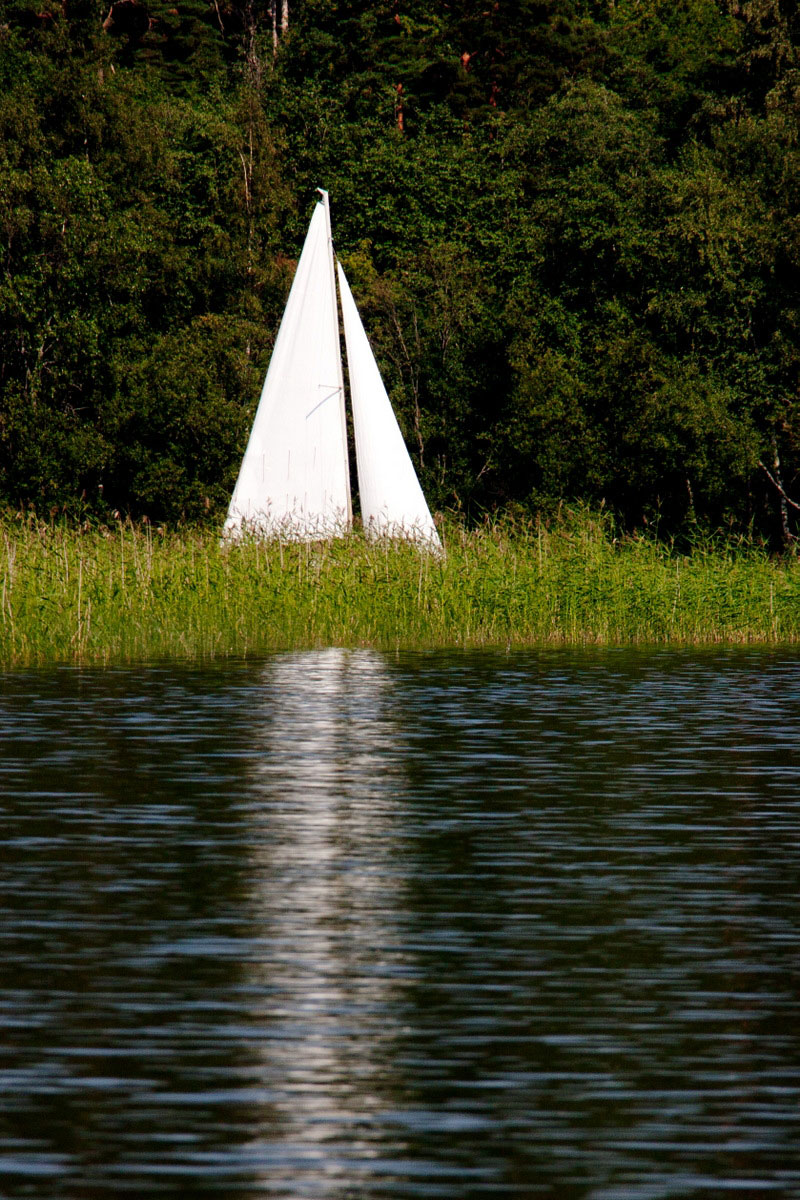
[224,195,351,540]
[337,263,441,549]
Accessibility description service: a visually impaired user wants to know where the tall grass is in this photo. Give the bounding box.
[1,511,799,664]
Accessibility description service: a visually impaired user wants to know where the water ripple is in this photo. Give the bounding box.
[0,649,798,1197]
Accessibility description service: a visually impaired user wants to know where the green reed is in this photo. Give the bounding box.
[1,511,799,664]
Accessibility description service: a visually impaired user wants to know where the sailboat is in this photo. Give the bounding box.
[223,189,441,550]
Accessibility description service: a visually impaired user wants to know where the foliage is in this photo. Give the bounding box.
[1,0,800,543]
[2,511,800,665]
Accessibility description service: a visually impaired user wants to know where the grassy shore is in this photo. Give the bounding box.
[1,512,799,664]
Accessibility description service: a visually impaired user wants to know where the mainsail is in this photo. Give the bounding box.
[224,190,439,549]
[337,263,441,548]
[223,194,350,539]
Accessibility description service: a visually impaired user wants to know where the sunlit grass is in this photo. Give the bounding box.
[1,510,799,664]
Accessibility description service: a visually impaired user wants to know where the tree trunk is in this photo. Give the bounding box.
[243,0,262,87]
[772,437,792,546]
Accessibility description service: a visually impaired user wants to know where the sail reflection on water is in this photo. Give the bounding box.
[243,649,410,1188]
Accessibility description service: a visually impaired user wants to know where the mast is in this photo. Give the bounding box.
[317,188,352,526]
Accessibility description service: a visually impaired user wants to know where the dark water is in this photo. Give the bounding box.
[1,649,799,1199]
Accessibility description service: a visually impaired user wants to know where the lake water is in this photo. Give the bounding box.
[1,649,799,1198]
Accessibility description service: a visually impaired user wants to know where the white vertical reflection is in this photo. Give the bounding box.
[244,648,408,1191]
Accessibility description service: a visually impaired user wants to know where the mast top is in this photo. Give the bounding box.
[317,187,334,252]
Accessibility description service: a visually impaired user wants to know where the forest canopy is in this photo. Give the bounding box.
[1,0,799,543]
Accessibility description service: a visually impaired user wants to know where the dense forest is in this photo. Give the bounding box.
[1,0,799,542]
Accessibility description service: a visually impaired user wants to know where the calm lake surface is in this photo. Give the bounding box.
[1,649,799,1199]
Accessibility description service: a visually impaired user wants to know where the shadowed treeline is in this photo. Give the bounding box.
[1,1,800,544]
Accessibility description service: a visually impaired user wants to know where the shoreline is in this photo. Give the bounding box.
[2,516,799,666]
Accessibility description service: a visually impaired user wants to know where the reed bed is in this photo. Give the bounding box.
[1,512,799,665]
